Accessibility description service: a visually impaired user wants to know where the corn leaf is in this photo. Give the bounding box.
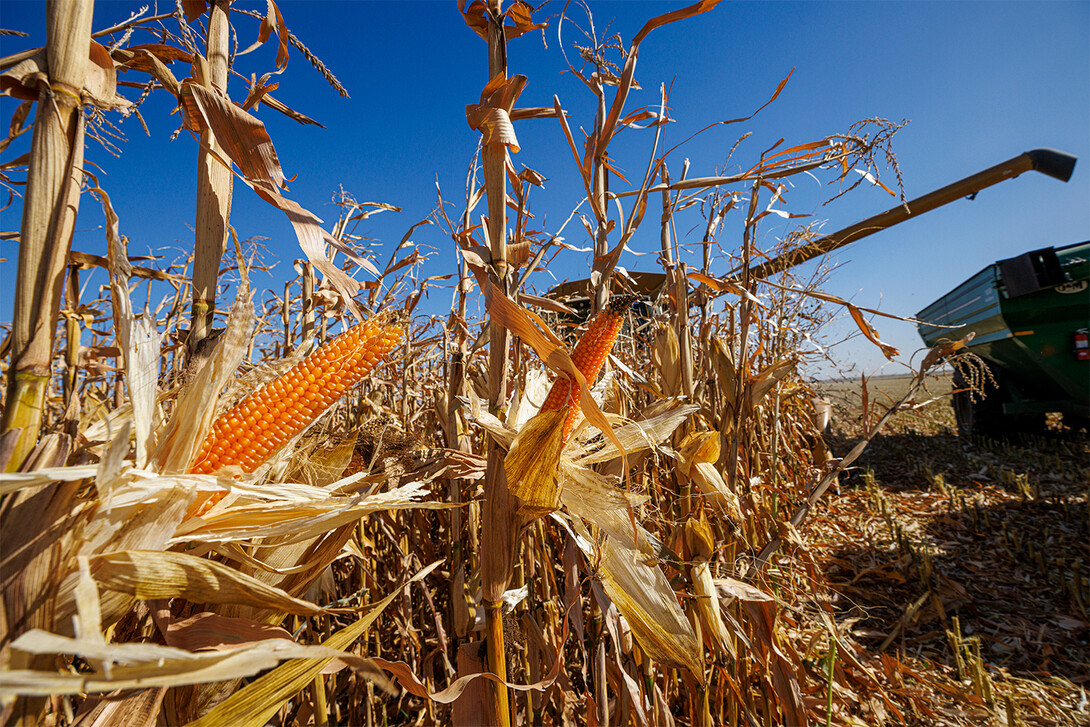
[186,562,440,727]
[91,551,329,615]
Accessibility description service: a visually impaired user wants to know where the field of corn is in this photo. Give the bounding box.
[1,2,1087,726]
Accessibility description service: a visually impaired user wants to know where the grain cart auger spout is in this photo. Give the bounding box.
[746,148,1077,280]
[741,147,1085,437]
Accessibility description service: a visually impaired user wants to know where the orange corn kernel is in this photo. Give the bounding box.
[189,313,404,477]
[540,294,638,444]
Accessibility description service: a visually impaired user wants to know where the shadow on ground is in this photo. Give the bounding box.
[816,427,1090,683]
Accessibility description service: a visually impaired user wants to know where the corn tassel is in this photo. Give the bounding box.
[189,313,404,478]
[539,294,637,444]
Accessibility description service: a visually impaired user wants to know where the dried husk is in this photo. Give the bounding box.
[505,407,567,520]
[152,288,253,475]
[562,517,703,682]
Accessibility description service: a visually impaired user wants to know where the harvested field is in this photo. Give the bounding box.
[813,374,1090,724]
[821,372,957,435]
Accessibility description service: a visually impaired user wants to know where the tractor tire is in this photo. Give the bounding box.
[951,365,1046,439]
[952,367,1002,438]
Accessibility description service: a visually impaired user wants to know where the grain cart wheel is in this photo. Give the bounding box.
[952,365,1045,438]
[952,367,1002,437]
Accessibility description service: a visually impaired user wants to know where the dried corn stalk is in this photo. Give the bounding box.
[189,0,235,351]
[1,0,95,472]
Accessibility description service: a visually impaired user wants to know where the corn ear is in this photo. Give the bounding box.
[539,294,637,444]
[189,314,403,477]
[183,315,404,520]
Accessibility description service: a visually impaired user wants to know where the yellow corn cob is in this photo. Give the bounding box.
[189,313,404,478]
[539,294,637,444]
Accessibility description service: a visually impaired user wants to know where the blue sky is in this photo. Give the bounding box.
[2,0,1088,377]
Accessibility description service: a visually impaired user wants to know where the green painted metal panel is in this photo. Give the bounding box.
[917,241,1090,415]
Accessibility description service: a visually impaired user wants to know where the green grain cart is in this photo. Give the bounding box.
[748,148,1084,436]
[917,241,1089,436]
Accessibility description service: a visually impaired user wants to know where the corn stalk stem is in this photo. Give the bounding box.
[282,280,292,351]
[673,162,693,400]
[62,263,80,436]
[189,0,233,354]
[312,673,330,727]
[480,3,512,726]
[659,164,674,266]
[2,0,93,473]
[591,82,609,314]
[300,259,315,345]
[727,180,761,493]
[484,599,510,726]
[448,223,471,581]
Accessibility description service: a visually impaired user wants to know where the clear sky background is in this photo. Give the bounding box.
[2,0,1088,378]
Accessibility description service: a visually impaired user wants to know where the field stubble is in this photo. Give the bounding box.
[814,372,1090,724]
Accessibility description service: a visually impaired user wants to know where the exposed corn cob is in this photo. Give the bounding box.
[189,313,404,478]
[539,294,638,444]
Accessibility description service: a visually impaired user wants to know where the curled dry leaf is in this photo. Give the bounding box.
[91,550,333,615]
[507,240,532,268]
[466,74,527,152]
[763,281,906,360]
[477,108,520,151]
[182,81,286,188]
[111,43,192,73]
[457,0,490,41]
[179,75,364,315]
[1,41,129,111]
[920,330,975,371]
[714,577,775,604]
[675,430,720,477]
[181,0,208,21]
[595,0,723,157]
[687,270,763,306]
[518,292,577,315]
[502,1,548,40]
[748,358,797,407]
[458,0,547,42]
[240,0,290,73]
